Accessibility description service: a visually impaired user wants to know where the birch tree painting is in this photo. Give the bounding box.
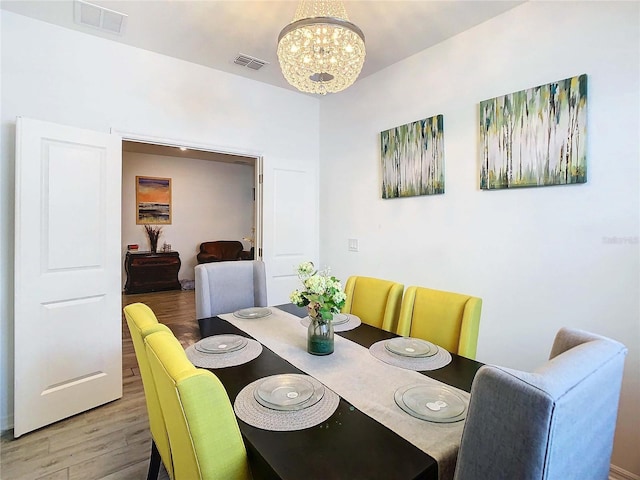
[480,74,587,190]
[381,115,444,199]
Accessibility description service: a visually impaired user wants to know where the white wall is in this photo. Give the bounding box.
[0,11,320,431]
[2,3,638,474]
[122,152,255,283]
[319,1,639,476]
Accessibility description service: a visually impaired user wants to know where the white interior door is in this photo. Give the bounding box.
[14,117,122,437]
[265,162,319,304]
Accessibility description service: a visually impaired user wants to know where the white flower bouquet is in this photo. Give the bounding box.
[290,261,346,322]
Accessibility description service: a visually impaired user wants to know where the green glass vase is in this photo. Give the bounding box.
[307,314,334,355]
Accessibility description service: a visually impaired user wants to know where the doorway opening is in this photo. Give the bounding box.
[120,139,263,291]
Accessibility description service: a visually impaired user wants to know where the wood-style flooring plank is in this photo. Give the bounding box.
[97,460,148,480]
[66,437,150,480]
[1,290,197,480]
[2,428,130,480]
[35,468,69,480]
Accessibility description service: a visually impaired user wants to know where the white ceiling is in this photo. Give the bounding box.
[2,0,524,95]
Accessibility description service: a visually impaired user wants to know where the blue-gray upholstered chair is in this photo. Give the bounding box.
[195,260,267,319]
[454,327,627,480]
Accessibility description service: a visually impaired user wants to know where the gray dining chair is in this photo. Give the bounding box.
[195,260,267,319]
[454,327,627,480]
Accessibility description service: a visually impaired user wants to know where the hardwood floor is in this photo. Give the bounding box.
[1,290,197,480]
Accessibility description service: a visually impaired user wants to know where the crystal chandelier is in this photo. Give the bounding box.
[277,0,366,95]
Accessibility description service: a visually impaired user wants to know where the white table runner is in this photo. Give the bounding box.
[219,307,468,480]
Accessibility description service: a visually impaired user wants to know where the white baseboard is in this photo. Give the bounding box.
[610,464,640,480]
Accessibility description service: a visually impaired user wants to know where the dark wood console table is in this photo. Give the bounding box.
[124,251,181,294]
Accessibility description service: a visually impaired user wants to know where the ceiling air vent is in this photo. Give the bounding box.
[234,54,268,71]
[74,0,128,35]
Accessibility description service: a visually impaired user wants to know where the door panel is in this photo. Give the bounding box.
[267,165,318,304]
[14,117,122,437]
[44,140,105,269]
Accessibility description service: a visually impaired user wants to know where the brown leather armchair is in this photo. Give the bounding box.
[197,241,251,264]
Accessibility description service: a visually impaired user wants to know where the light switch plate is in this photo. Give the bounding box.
[348,238,359,252]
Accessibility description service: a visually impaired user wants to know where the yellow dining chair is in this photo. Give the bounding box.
[145,330,252,480]
[397,286,482,359]
[123,302,174,480]
[342,276,404,332]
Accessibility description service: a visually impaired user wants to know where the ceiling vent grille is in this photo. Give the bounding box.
[234,54,268,71]
[74,0,127,35]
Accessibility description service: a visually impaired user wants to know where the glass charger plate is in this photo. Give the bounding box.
[254,374,325,411]
[195,334,248,354]
[233,307,272,319]
[394,384,466,423]
[331,313,350,325]
[385,337,437,358]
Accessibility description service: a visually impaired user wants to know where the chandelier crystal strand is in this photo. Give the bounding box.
[293,0,348,21]
[277,0,366,95]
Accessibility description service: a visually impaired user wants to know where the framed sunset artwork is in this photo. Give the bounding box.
[136,176,172,224]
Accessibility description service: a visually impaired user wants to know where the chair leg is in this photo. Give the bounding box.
[147,440,162,480]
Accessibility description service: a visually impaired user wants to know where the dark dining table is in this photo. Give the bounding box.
[198,304,483,480]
